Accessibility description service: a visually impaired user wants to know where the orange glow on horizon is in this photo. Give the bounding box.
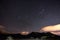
[40,24,60,32]
[20,31,30,35]
[40,24,60,35]
[50,32,60,35]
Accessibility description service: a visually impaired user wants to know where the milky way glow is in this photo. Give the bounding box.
[40,24,60,35]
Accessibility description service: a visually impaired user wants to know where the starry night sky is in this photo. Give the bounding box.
[1,0,60,33]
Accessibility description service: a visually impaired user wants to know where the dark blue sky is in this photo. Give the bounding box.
[1,0,60,33]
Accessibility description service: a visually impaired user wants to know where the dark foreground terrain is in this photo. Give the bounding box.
[0,32,60,40]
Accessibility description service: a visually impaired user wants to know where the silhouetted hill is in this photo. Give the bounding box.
[0,32,60,39]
